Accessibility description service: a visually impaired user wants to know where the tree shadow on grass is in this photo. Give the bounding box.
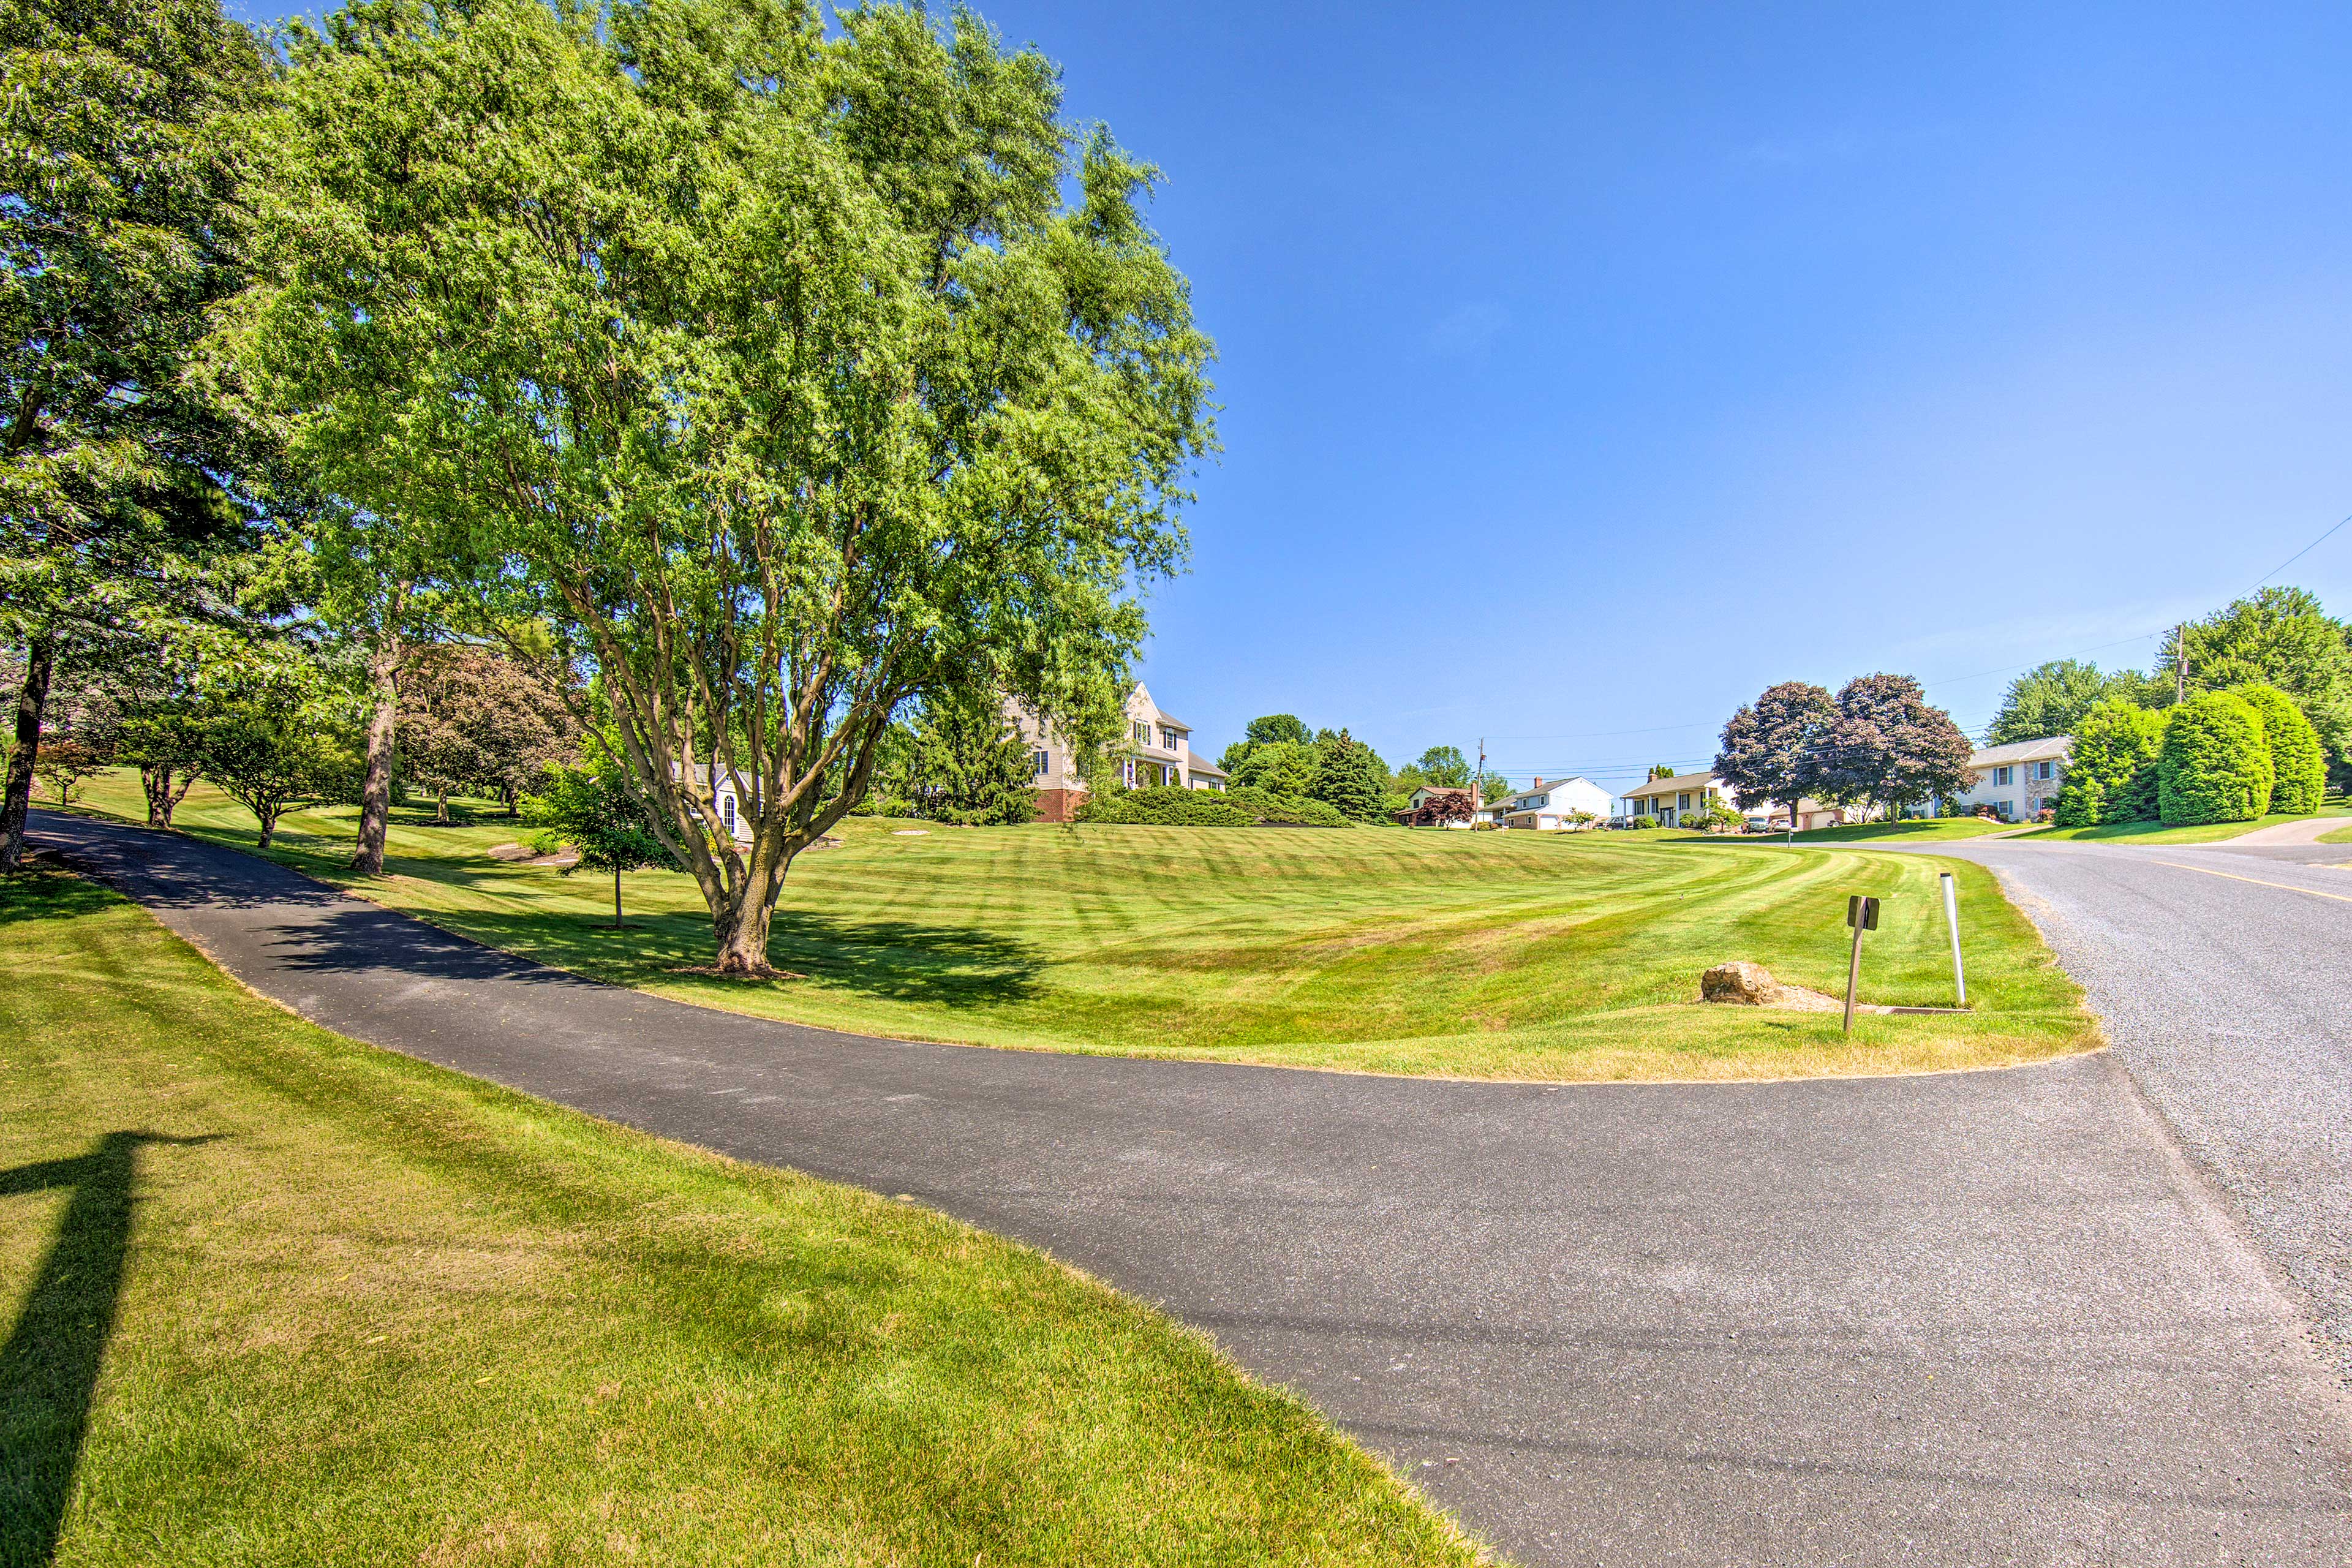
[1,1133,221,1567]
[443,907,1049,1011]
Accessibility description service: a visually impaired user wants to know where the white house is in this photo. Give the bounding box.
[1477,775,1613,829]
[1007,682,1227,823]
[1615,771,1738,827]
[1947,736,2072,821]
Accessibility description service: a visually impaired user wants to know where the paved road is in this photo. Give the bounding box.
[1919,832,2352,1391]
[27,812,2352,1567]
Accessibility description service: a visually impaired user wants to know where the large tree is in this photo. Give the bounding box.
[243,0,1213,973]
[1308,728,1388,822]
[2160,587,2352,786]
[0,0,271,867]
[1805,674,1977,818]
[1714,680,1835,828]
[1410,745,1469,789]
[1985,658,2117,745]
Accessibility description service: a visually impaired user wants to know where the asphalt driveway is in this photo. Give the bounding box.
[26,811,2352,1567]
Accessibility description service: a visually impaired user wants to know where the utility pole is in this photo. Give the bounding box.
[1476,737,1485,798]
[2174,626,2189,705]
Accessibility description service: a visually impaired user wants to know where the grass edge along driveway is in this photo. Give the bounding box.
[67,772,2102,1084]
[0,862,1486,1567]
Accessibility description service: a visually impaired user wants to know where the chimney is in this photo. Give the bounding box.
[1533,777,1544,788]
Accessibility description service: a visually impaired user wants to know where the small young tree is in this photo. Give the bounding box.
[2158,691,2271,826]
[524,764,677,928]
[189,658,361,847]
[33,737,110,804]
[2234,684,2326,815]
[907,690,1038,827]
[2054,699,2166,827]
[1716,680,1836,831]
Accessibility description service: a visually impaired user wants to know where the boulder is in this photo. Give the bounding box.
[1701,962,1783,1005]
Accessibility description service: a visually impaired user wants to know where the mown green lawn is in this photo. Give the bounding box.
[1783,818,2021,845]
[2016,807,2352,845]
[0,862,1482,1566]
[66,770,2096,1082]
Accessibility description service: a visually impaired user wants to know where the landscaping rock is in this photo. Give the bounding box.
[1701,962,1784,1005]
[1700,962,1858,1012]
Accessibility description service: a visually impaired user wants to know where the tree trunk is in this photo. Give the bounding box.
[711,897,774,974]
[350,605,404,876]
[434,786,450,825]
[1,630,55,871]
[142,764,172,827]
[613,864,624,928]
[256,803,279,849]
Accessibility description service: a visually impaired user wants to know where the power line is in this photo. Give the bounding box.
[2250,510,2352,593]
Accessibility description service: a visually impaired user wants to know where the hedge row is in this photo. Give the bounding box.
[1073,784,1352,828]
[2057,685,2330,827]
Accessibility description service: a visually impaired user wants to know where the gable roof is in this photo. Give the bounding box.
[1968,736,2073,767]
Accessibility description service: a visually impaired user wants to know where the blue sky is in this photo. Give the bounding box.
[234,1,2352,791]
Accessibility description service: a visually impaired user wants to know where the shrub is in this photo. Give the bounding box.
[2234,684,2326,814]
[847,794,919,819]
[2054,699,2166,826]
[1226,785,1350,827]
[1075,785,1256,827]
[2158,692,2272,825]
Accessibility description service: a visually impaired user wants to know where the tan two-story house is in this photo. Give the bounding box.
[1007,682,1227,823]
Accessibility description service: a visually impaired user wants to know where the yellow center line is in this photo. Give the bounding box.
[2152,861,2352,905]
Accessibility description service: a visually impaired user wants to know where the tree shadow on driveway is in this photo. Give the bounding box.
[1,1131,221,1567]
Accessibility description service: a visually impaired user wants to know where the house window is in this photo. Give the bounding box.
[2036,760,2054,781]
[1677,793,1691,811]
[1994,766,2013,786]
[1032,749,1050,779]
[1133,720,1151,746]
[720,793,736,833]
[1160,725,1181,750]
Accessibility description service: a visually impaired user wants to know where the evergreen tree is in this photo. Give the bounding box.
[1308,729,1387,822]
[908,692,1037,827]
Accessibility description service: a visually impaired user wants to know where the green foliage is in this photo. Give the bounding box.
[1075,785,1253,826]
[907,692,1038,827]
[2053,699,2165,827]
[1986,659,2121,745]
[1308,729,1387,822]
[1411,745,1470,788]
[244,0,1213,970]
[1076,784,1352,829]
[189,655,363,846]
[1227,786,1349,827]
[2234,684,2326,814]
[1245,715,1313,748]
[2162,587,2352,785]
[1646,763,1675,782]
[1229,740,1319,796]
[1474,771,1512,802]
[2158,692,2271,826]
[0,0,277,865]
[522,760,680,925]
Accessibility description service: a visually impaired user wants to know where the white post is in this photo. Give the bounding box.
[1940,870,1967,1007]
